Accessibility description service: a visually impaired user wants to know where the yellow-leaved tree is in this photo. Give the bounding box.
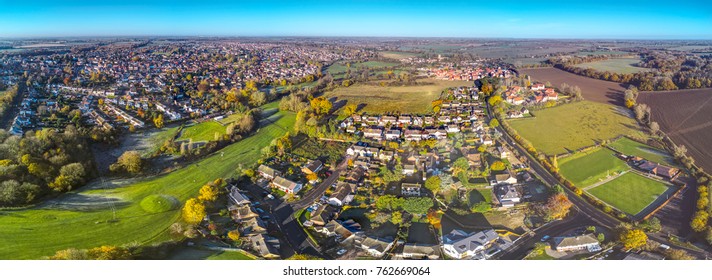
[227,230,241,241]
[182,198,206,224]
[87,245,132,260]
[198,184,220,202]
[619,229,648,250]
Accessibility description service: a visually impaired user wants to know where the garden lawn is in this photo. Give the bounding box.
[587,172,671,215]
[0,103,294,259]
[508,101,646,155]
[468,188,493,204]
[558,147,630,187]
[177,121,225,142]
[607,137,676,166]
[324,79,471,114]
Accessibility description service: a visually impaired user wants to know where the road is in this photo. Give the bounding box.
[487,103,711,259]
[289,156,349,210]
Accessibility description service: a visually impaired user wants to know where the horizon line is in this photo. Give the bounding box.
[2,35,712,41]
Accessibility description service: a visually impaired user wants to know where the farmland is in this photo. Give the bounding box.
[576,50,630,56]
[574,58,649,74]
[638,88,712,173]
[324,78,471,114]
[507,101,646,155]
[607,137,676,166]
[519,67,627,105]
[0,104,295,259]
[559,147,630,187]
[587,172,672,215]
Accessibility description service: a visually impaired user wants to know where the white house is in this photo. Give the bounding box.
[401,183,422,197]
[552,234,602,253]
[442,229,499,259]
[359,236,395,257]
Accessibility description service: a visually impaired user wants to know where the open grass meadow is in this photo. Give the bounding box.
[0,103,295,259]
[326,60,400,79]
[177,121,226,142]
[558,147,630,187]
[507,101,646,155]
[325,78,472,114]
[574,58,649,74]
[607,137,676,166]
[587,172,672,215]
[380,51,420,60]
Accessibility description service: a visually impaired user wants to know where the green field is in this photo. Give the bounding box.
[0,103,295,259]
[324,78,471,114]
[508,101,646,155]
[558,147,630,187]
[177,121,226,142]
[587,172,671,215]
[575,58,649,74]
[507,57,547,66]
[380,51,419,60]
[147,126,181,154]
[607,137,675,166]
[327,60,400,79]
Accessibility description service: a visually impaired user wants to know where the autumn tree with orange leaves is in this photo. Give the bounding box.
[542,193,572,221]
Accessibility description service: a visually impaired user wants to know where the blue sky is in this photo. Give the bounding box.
[0,0,710,39]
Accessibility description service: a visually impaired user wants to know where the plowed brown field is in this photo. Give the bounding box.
[519,67,627,106]
[638,88,712,172]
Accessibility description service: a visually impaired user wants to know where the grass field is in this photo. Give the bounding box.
[147,126,180,154]
[508,101,646,155]
[380,51,419,60]
[327,60,399,79]
[558,147,630,187]
[507,57,547,66]
[0,103,295,259]
[324,78,471,114]
[177,121,226,142]
[575,58,649,74]
[607,137,675,166]
[587,172,671,215]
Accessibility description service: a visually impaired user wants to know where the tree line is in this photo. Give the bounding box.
[547,52,712,91]
[0,126,94,207]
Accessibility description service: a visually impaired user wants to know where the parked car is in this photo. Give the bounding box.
[540,235,551,242]
[256,208,265,214]
[261,216,271,220]
[266,194,275,200]
[336,249,347,255]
